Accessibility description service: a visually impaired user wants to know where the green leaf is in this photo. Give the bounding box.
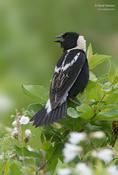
[96,109,118,121]
[89,54,110,70]
[53,159,63,175]
[22,84,48,103]
[67,107,80,118]
[102,82,112,93]
[15,146,40,158]
[3,160,10,175]
[76,104,94,120]
[105,92,118,104]
[10,161,22,175]
[108,61,114,82]
[89,71,97,82]
[113,83,118,90]
[27,103,42,116]
[85,81,104,100]
[47,143,63,174]
[41,141,52,151]
[87,43,93,62]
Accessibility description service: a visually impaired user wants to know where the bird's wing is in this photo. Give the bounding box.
[50,50,86,108]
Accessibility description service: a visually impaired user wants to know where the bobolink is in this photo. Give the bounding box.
[31,32,89,127]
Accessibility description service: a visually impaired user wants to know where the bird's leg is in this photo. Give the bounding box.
[69,97,81,106]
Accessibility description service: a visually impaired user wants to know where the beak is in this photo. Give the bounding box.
[54,35,63,42]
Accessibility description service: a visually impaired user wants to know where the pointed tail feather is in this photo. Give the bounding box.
[30,102,67,127]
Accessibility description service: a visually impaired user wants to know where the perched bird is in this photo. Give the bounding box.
[31,32,89,127]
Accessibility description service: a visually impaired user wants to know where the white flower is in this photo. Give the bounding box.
[63,143,82,163]
[69,132,87,144]
[107,166,118,175]
[90,131,105,139]
[58,168,71,175]
[92,149,113,163]
[76,163,92,175]
[25,129,31,138]
[19,116,30,125]
[11,127,19,137]
[12,120,17,127]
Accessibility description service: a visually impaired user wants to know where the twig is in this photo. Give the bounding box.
[69,97,81,106]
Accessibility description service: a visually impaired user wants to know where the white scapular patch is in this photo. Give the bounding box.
[55,52,80,73]
[77,35,86,52]
[54,52,80,73]
[54,52,69,73]
[45,99,52,113]
[62,52,80,71]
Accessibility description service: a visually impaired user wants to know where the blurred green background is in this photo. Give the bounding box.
[0,0,117,123]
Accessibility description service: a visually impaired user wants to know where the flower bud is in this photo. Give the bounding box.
[24,129,31,143]
[11,127,19,138]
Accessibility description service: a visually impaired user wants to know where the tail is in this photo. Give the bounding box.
[30,101,67,127]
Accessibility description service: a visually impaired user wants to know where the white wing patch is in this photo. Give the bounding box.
[54,52,80,73]
[62,52,80,71]
[45,99,52,113]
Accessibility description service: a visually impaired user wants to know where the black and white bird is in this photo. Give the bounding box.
[31,32,89,127]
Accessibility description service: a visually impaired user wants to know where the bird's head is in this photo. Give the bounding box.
[55,32,86,52]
